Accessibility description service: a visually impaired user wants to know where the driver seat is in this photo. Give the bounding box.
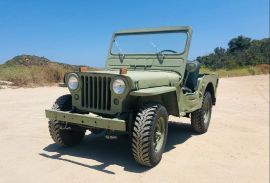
[182,61,200,93]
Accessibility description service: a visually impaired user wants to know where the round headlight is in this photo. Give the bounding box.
[68,74,79,90]
[112,79,126,94]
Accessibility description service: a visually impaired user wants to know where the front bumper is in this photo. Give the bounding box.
[45,109,126,131]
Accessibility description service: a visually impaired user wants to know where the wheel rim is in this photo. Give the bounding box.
[154,117,165,152]
[203,98,211,126]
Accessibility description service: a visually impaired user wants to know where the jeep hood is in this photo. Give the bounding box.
[87,70,181,89]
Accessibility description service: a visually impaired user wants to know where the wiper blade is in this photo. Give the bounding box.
[114,40,125,60]
[151,42,165,61]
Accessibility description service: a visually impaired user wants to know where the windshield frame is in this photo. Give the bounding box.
[108,27,191,58]
[110,31,188,56]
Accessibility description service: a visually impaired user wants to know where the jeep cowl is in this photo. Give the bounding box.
[45,26,219,167]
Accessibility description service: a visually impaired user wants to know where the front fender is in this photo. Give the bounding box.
[129,86,176,96]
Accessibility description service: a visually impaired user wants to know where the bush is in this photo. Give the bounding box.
[197,37,270,70]
[257,64,270,74]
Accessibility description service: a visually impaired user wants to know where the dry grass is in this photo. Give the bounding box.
[200,64,270,77]
[0,64,74,87]
[0,55,100,87]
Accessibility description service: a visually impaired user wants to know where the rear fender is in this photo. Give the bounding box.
[177,74,218,115]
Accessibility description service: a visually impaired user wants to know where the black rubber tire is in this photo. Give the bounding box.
[191,92,213,134]
[51,94,72,111]
[48,95,85,146]
[132,104,168,167]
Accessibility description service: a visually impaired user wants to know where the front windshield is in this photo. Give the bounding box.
[111,32,187,55]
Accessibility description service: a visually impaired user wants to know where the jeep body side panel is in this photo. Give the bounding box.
[177,74,218,115]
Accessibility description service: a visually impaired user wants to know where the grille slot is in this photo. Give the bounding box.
[81,75,111,111]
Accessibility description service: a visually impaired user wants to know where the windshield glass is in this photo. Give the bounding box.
[111,32,187,55]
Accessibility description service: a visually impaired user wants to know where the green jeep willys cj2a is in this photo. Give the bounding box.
[45,26,218,167]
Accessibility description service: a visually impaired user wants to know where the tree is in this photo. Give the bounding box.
[228,36,251,52]
[196,36,269,70]
[214,47,226,55]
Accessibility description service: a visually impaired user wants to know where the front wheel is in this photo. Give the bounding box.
[49,121,85,146]
[48,95,85,146]
[191,92,213,134]
[132,104,168,167]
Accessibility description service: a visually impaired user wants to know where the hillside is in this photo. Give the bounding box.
[0,55,97,87]
[3,55,83,69]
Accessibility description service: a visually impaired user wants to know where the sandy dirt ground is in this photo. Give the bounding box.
[0,75,269,183]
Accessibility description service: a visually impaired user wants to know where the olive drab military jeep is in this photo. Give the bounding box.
[45,26,219,167]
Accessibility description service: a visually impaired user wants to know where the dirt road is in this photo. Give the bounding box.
[0,75,269,183]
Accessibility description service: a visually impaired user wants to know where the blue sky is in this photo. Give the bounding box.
[0,0,269,67]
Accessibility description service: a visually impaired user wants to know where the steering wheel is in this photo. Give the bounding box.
[158,49,178,54]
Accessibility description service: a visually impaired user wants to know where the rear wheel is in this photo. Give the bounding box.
[191,92,213,134]
[48,95,85,146]
[132,104,168,167]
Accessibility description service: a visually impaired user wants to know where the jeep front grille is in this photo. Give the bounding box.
[81,75,111,111]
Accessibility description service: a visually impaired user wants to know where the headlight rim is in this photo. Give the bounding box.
[111,77,127,95]
[67,73,79,91]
